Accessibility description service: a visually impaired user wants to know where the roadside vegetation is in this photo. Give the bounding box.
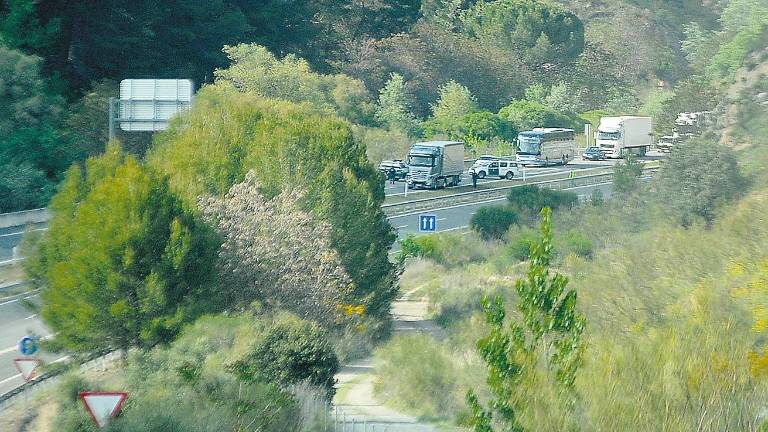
[1,0,767,431]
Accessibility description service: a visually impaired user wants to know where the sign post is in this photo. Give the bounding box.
[418,214,437,233]
[80,392,128,428]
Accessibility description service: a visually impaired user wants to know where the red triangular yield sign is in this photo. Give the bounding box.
[13,358,41,382]
[79,391,128,428]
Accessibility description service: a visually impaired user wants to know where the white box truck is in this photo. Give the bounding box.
[406,141,464,189]
[595,116,652,158]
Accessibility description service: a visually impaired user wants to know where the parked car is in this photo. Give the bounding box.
[582,146,606,161]
[378,160,409,180]
[469,159,519,179]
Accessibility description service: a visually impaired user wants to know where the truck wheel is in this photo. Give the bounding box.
[545,157,550,166]
[437,178,445,189]
[561,155,567,165]
[505,171,514,179]
[478,171,486,179]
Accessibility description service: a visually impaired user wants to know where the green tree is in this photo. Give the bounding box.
[29,144,220,354]
[432,80,478,124]
[658,139,749,226]
[346,21,532,115]
[375,72,421,135]
[0,43,65,177]
[0,163,54,212]
[459,0,584,65]
[214,43,375,124]
[498,100,577,131]
[149,86,397,330]
[1,0,251,90]
[507,185,578,217]
[200,172,352,326]
[468,208,585,431]
[612,154,644,196]
[524,83,548,105]
[470,206,518,240]
[228,314,339,399]
[424,80,479,137]
[545,81,583,114]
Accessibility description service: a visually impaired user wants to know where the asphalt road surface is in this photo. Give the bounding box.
[0,291,57,395]
[382,157,619,197]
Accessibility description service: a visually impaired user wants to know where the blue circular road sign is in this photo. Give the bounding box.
[18,336,38,356]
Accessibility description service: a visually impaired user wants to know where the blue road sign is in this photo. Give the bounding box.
[418,214,437,232]
[18,335,38,356]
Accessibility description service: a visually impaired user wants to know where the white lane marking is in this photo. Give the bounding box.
[0,298,20,307]
[0,227,47,238]
[395,225,408,229]
[437,218,447,221]
[440,225,469,232]
[24,314,37,320]
[0,373,21,385]
[0,345,17,355]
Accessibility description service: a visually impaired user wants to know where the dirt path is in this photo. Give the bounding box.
[332,288,444,431]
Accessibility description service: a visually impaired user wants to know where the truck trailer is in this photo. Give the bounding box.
[406,141,465,189]
[595,116,652,158]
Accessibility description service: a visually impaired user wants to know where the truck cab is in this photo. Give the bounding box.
[596,116,652,158]
[406,141,464,189]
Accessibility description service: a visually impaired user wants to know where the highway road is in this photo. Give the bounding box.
[382,156,623,197]
[0,223,47,261]
[0,290,57,395]
[387,180,616,254]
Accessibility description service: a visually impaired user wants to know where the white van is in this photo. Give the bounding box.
[469,159,519,179]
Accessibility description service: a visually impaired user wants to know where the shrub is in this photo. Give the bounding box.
[559,230,594,258]
[470,206,518,240]
[507,185,578,217]
[658,139,750,226]
[507,226,538,261]
[228,314,339,399]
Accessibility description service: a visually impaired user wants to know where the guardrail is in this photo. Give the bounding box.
[383,165,659,217]
[0,208,50,229]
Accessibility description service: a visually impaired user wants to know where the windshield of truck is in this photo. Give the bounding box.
[408,155,434,167]
[598,131,620,140]
[517,134,542,155]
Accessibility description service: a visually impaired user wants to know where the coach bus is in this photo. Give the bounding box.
[516,128,576,167]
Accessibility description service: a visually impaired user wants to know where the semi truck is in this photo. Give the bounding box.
[595,116,652,158]
[406,141,464,189]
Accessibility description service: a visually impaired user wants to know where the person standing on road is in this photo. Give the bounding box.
[388,168,397,184]
[471,170,478,189]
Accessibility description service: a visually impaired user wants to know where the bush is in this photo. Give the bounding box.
[559,230,594,258]
[507,185,578,217]
[51,314,313,432]
[470,206,518,240]
[507,227,538,261]
[658,139,750,225]
[228,314,339,399]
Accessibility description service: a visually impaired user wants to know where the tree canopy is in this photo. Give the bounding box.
[149,85,397,329]
[29,144,220,353]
